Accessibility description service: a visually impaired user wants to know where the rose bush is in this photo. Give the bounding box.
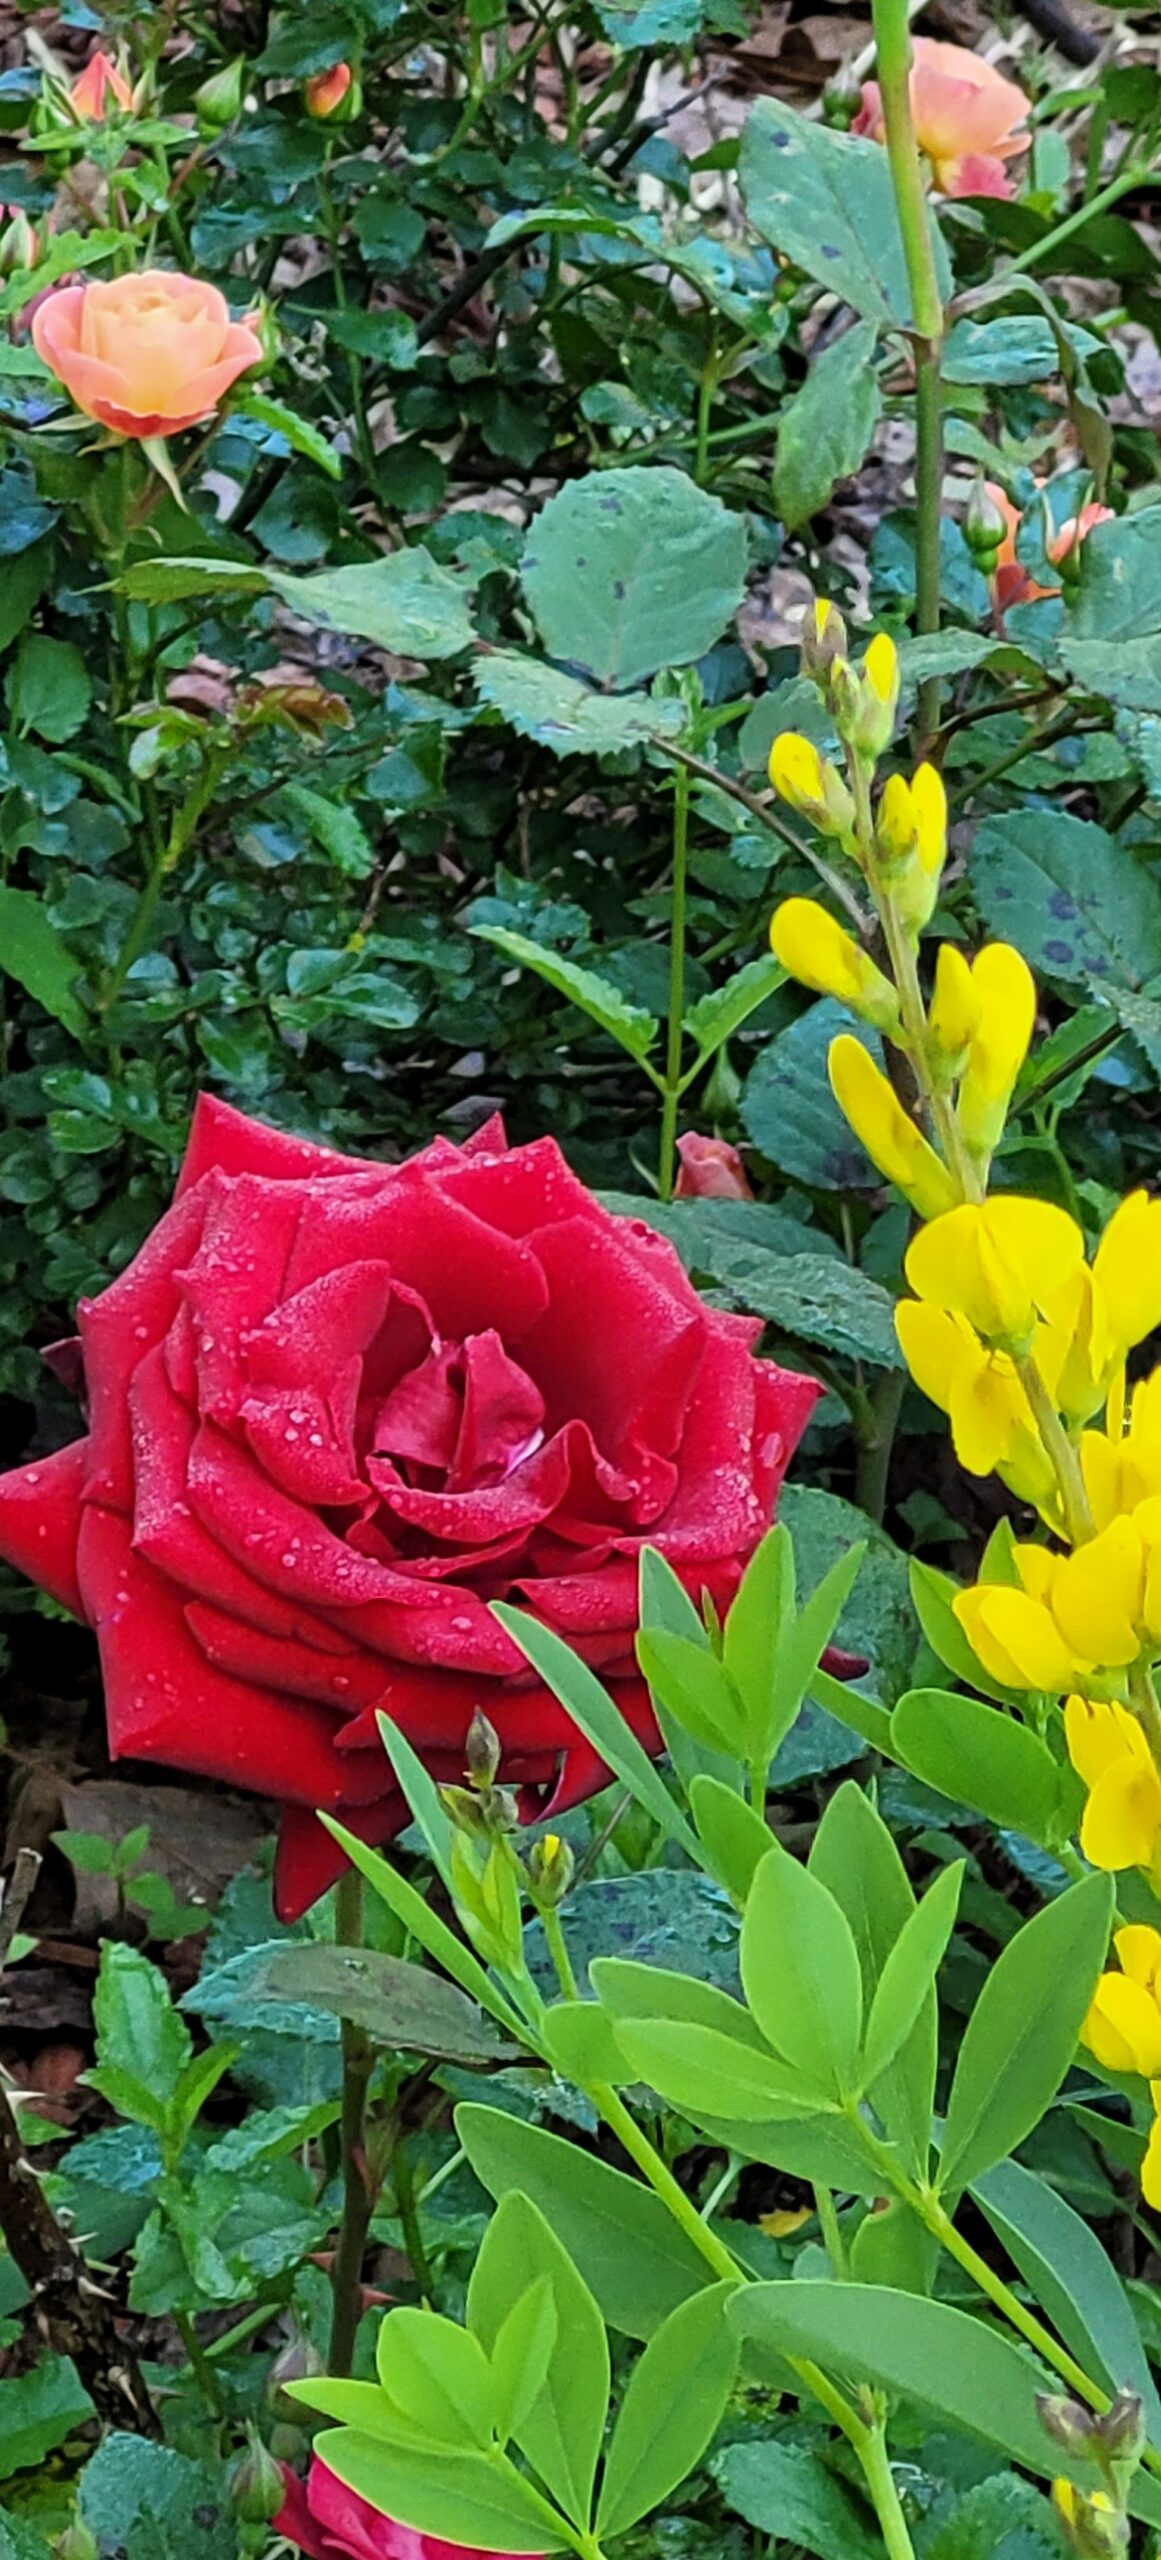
[275,2459,516,2560]
[32,271,264,438]
[0,1099,817,1915]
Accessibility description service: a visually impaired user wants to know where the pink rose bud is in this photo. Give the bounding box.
[67,49,135,120]
[32,269,264,439]
[674,1133,754,1201]
[853,38,1028,198]
[304,61,359,119]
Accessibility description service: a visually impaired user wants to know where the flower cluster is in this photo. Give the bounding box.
[767,600,1161,2206]
[1082,1924,1161,2204]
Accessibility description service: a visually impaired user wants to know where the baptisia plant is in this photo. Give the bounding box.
[767,608,1161,2189]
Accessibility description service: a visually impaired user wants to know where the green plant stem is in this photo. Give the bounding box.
[657,764,690,1201]
[393,2133,435,2303]
[694,326,719,485]
[853,1369,907,1526]
[1016,1355,1094,1546]
[541,1904,579,2000]
[1005,161,1150,276]
[101,746,233,1015]
[176,2309,224,2417]
[869,0,944,746]
[329,1868,376,2378]
[666,745,870,934]
[813,2183,848,2277]
[920,2192,1115,2413]
[858,2414,917,2560]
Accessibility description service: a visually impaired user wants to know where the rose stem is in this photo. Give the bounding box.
[870,0,945,753]
[657,762,691,1201]
[328,1867,377,2377]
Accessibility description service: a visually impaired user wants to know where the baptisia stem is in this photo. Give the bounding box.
[869,0,945,747]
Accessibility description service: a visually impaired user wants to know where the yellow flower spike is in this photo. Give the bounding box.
[770,899,900,1033]
[896,1301,1056,1506]
[1082,1970,1161,2076]
[1093,1189,1161,1359]
[952,1579,1081,1692]
[955,942,1037,1165]
[928,945,981,1076]
[890,762,949,933]
[767,734,855,843]
[1052,1515,1144,1668]
[833,632,899,762]
[827,1034,960,1219]
[1064,1698,1161,1882]
[904,1196,1084,1349]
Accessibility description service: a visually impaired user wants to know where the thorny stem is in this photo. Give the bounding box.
[329,1869,376,2377]
[658,764,690,1202]
[869,0,945,746]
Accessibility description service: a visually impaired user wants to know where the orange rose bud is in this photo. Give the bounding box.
[303,60,358,119]
[987,480,1114,611]
[32,269,264,439]
[68,49,135,121]
[854,38,1028,199]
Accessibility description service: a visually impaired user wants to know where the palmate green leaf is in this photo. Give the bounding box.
[465,2192,609,2530]
[689,1774,776,1905]
[541,1997,631,2086]
[810,1783,935,2178]
[0,887,87,1038]
[635,1628,748,1756]
[592,1958,766,2048]
[860,1859,963,2089]
[596,2285,739,2537]
[472,925,658,1062]
[774,1542,867,1746]
[721,1526,793,1759]
[520,466,747,688]
[375,1710,456,1888]
[739,101,951,327]
[891,1688,1074,1842]
[939,1871,1114,2197]
[491,2279,559,2442]
[491,1604,701,1860]
[475,652,686,756]
[741,1844,863,2096]
[728,2284,1161,2525]
[456,2103,713,2338]
[377,2307,496,2448]
[774,321,883,530]
[638,1546,740,1794]
[972,2156,1161,2442]
[315,2431,567,2553]
[615,2017,822,2122]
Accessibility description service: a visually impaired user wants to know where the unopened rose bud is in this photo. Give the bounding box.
[0,209,39,276]
[466,1708,501,1787]
[1038,2394,1100,2458]
[304,61,361,120]
[674,1133,753,1201]
[964,477,1008,570]
[67,49,135,121]
[231,2432,287,2527]
[527,1832,574,1910]
[193,58,247,131]
[53,2527,98,2560]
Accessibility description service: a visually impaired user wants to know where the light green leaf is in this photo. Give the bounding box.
[491,2279,559,2442]
[521,466,747,688]
[635,1629,748,1756]
[689,1775,775,1905]
[315,2431,566,2551]
[615,2017,822,2123]
[490,1604,701,1861]
[456,2102,712,2339]
[861,1860,962,2088]
[940,1872,1115,2197]
[810,1781,935,2178]
[235,388,342,477]
[91,1944,191,2119]
[741,1844,863,2095]
[891,1688,1071,1842]
[683,953,786,1057]
[465,2192,609,2529]
[269,551,475,660]
[739,101,951,328]
[596,2285,740,2536]
[376,2307,496,2448]
[973,2156,1161,2442]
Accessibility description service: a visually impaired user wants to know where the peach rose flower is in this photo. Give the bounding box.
[986,481,1114,610]
[32,270,263,439]
[69,50,135,120]
[854,39,1028,199]
[304,62,354,118]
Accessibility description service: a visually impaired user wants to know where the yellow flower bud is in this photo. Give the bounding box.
[770,898,901,1033]
[928,944,980,1077]
[802,597,848,684]
[955,943,1037,1165]
[1052,2480,1129,2560]
[904,1196,1083,1351]
[827,1033,959,1219]
[911,762,946,876]
[833,631,899,762]
[768,735,855,841]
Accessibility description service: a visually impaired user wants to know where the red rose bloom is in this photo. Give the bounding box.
[275,2458,517,2560]
[0,1100,817,1917]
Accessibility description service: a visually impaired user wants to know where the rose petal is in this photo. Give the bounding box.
[0,1439,88,1617]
